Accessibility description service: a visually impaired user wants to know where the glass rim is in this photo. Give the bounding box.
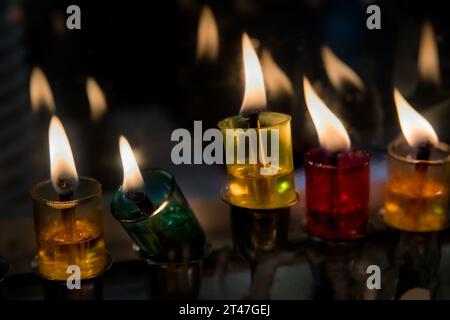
[304,147,370,171]
[112,168,177,223]
[31,176,102,204]
[143,168,177,220]
[217,111,291,130]
[388,138,450,165]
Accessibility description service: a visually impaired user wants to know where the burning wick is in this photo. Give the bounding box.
[49,116,79,239]
[303,76,369,240]
[123,189,155,216]
[394,88,439,165]
[394,88,437,222]
[415,142,433,180]
[57,184,76,201]
[303,76,351,164]
[119,135,156,216]
[239,32,269,175]
[242,110,261,129]
[328,152,340,167]
[416,143,432,162]
[384,89,444,232]
[240,32,266,130]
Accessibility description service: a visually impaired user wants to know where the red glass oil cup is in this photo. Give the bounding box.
[305,148,370,240]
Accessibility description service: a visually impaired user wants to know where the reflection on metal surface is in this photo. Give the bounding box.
[230,206,290,262]
[41,276,104,300]
[145,245,211,300]
[394,232,441,299]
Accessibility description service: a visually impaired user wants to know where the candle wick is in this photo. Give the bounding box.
[58,184,76,244]
[416,142,431,162]
[242,110,260,129]
[328,152,339,167]
[414,142,432,180]
[59,192,74,202]
[243,110,271,168]
[125,190,156,217]
[56,178,77,199]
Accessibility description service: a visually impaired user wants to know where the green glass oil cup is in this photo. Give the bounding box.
[110,169,206,262]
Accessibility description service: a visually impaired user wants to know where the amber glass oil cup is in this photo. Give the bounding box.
[384,139,450,232]
[31,177,107,280]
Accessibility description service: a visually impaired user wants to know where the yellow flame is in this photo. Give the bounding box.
[321,46,365,92]
[196,5,219,63]
[240,33,267,113]
[132,147,145,168]
[393,88,438,147]
[119,135,144,193]
[418,22,441,86]
[261,49,294,99]
[303,76,351,153]
[30,67,55,113]
[49,116,78,194]
[86,77,108,123]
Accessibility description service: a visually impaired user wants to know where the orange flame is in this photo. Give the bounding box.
[240,33,266,113]
[393,88,438,147]
[418,21,441,86]
[303,76,351,153]
[49,116,78,194]
[321,46,365,92]
[196,5,219,63]
[119,135,144,193]
[86,77,108,122]
[261,49,294,99]
[30,67,55,113]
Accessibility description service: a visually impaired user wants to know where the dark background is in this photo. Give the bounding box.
[18,0,450,153]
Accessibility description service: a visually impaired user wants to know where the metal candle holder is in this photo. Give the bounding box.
[144,245,211,300]
[39,272,106,300]
[230,205,290,262]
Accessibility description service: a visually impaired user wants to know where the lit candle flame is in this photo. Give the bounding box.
[240,33,266,113]
[261,48,294,99]
[30,67,55,113]
[49,116,78,195]
[418,22,441,86]
[119,135,144,193]
[303,76,351,153]
[321,46,365,92]
[196,5,219,63]
[86,77,108,123]
[393,88,439,147]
